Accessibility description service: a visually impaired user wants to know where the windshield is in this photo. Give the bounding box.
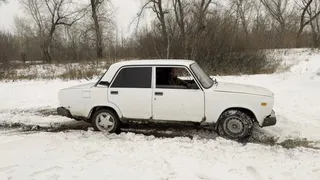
[95,68,109,86]
[190,62,214,89]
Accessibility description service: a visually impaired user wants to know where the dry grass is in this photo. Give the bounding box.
[0,61,112,81]
[0,52,284,81]
[57,63,105,80]
[201,51,281,76]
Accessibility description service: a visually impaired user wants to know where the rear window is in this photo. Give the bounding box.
[111,67,152,88]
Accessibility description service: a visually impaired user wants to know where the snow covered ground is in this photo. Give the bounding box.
[0,48,320,179]
[1,131,320,180]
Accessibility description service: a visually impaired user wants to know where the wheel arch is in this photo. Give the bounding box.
[217,107,257,125]
[87,106,122,120]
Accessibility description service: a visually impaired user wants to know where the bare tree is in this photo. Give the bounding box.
[296,0,320,47]
[20,0,88,63]
[172,0,187,57]
[90,0,104,59]
[193,0,212,32]
[152,0,170,58]
[306,0,320,46]
[134,0,170,58]
[260,0,292,33]
[188,0,212,60]
[0,32,19,68]
[232,0,254,37]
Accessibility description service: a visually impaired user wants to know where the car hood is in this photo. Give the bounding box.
[61,82,96,90]
[213,82,274,97]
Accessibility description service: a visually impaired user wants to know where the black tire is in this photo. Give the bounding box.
[217,109,253,141]
[91,108,120,134]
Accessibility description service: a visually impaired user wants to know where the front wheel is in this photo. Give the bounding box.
[217,110,253,140]
[91,108,120,133]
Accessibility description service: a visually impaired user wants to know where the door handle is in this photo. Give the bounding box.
[111,91,118,95]
[155,92,163,96]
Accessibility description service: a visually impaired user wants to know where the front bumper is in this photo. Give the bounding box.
[57,107,72,118]
[261,110,277,127]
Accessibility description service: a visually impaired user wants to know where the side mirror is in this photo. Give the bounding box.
[98,81,110,86]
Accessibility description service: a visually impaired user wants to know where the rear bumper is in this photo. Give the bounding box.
[261,110,277,127]
[57,107,72,118]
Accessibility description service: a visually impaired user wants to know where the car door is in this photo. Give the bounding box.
[152,66,205,122]
[108,66,153,119]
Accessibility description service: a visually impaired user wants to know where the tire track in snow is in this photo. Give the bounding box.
[0,107,57,116]
[1,119,320,150]
[1,108,320,150]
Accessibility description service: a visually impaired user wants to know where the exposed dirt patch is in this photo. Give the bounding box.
[1,108,319,149]
[0,121,91,133]
[0,108,57,116]
[36,108,58,116]
[1,120,319,150]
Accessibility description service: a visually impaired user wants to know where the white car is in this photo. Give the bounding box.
[57,60,276,140]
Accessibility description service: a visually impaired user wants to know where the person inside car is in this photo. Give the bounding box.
[168,68,189,87]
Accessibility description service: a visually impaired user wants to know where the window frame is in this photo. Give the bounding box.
[153,65,202,90]
[109,66,153,89]
[189,62,214,89]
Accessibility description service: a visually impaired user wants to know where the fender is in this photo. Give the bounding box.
[85,103,123,119]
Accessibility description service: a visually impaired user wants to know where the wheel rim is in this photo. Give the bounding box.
[225,117,244,135]
[95,112,115,132]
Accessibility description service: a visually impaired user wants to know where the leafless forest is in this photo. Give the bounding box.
[1,0,320,75]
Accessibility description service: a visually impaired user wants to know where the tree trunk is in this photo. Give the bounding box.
[197,0,211,32]
[158,1,169,58]
[91,0,103,59]
[43,47,52,63]
[43,25,56,63]
[173,0,187,58]
[310,21,318,47]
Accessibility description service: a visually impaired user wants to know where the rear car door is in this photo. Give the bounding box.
[108,66,153,119]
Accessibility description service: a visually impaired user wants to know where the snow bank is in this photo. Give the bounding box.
[268,48,320,74]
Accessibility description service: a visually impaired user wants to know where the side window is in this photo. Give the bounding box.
[111,67,152,88]
[156,67,199,89]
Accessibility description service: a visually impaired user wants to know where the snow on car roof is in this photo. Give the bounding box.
[111,59,196,67]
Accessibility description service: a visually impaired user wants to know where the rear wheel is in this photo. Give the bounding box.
[91,108,120,133]
[217,109,253,140]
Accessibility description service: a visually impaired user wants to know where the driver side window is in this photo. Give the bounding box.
[155,67,199,89]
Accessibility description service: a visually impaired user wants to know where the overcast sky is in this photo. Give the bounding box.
[0,0,145,37]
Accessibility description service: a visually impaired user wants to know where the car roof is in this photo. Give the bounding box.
[100,59,197,83]
[110,59,196,67]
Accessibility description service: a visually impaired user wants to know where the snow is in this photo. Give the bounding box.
[0,48,320,179]
[1,131,320,180]
[0,79,95,110]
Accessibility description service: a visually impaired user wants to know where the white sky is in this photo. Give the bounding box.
[0,0,145,37]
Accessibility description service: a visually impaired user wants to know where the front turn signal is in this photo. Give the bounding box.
[261,102,267,106]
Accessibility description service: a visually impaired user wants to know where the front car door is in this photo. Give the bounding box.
[152,66,205,122]
[108,66,153,119]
